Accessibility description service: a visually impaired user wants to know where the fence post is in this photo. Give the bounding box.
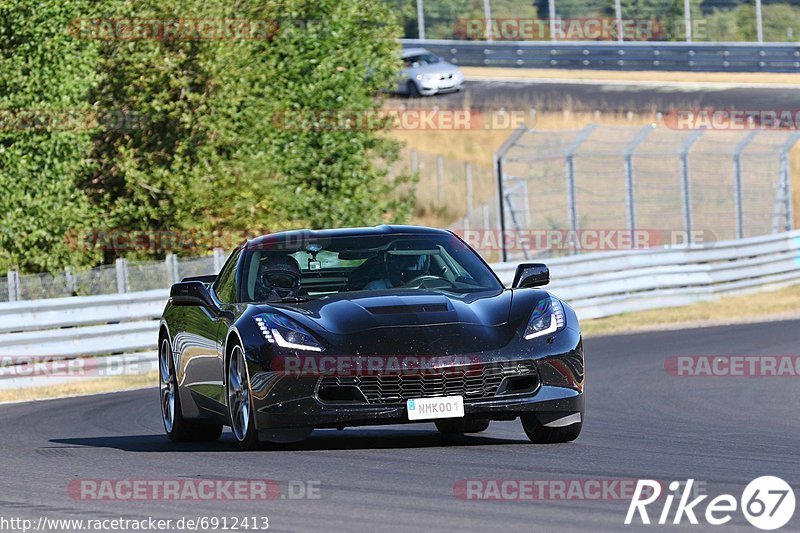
[483,0,493,41]
[115,258,129,294]
[624,125,655,235]
[213,248,226,273]
[564,124,597,254]
[436,156,445,207]
[465,162,473,215]
[494,125,528,262]
[683,0,692,42]
[777,132,800,231]
[416,0,425,40]
[548,0,557,42]
[65,268,76,296]
[755,0,764,44]
[410,149,418,173]
[7,271,19,302]
[732,131,758,239]
[679,130,704,244]
[165,254,180,285]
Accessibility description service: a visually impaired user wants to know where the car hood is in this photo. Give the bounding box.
[405,62,461,76]
[264,289,511,335]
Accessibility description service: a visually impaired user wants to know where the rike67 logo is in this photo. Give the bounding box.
[625,477,795,530]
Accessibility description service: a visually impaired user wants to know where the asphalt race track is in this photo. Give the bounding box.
[0,320,798,532]
[388,79,800,113]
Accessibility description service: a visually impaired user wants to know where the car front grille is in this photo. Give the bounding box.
[317,360,538,404]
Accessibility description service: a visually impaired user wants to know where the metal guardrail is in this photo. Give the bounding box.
[401,39,800,72]
[494,230,800,319]
[0,231,798,363]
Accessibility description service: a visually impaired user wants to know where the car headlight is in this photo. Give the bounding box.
[524,296,566,340]
[419,73,438,83]
[253,313,324,352]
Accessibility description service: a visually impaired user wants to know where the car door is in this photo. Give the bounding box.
[178,249,241,419]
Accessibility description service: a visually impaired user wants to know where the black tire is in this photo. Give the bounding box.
[226,344,262,451]
[520,413,582,444]
[159,337,223,442]
[435,418,490,435]
[407,80,421,98]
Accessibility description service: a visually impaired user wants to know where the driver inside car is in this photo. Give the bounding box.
[364,252,430,290]
[254,255,304,300]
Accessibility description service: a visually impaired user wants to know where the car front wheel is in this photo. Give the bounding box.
[521,412,582,443]
[160,337,222,442]
[227,345,261,450]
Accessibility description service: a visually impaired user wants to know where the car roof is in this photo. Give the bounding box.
[401,48,432,58]
[245,225,453,250]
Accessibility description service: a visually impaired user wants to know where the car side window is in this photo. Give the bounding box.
[213,249,241,303]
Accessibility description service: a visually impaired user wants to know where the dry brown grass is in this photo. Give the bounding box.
[0,371,157,404]
[389,110,656,167]
[461,67,800,85]
[582,284,800,337]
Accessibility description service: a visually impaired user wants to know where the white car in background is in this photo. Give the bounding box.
[398,48,464,97]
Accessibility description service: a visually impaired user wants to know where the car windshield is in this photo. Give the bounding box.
[404,53,440,66]
[241,233,502,302]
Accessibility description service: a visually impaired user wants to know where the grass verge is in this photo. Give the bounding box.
[461,67,800,85]
[0,370,157,404]
[582,284,800,337]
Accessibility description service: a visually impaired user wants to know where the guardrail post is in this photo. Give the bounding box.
[624,125,654,235]
[494,124,528,262]
[565,124,597,254]
[733,131,758,239]
[213,248,226,273]
[7,271,20,302]
[679,130,704,244]
[115,258,129,294]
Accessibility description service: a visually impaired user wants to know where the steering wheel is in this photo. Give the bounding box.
[401,275,456,289]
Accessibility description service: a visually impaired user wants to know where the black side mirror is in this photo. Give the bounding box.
[170,281,217,308]
[512,263,550,288]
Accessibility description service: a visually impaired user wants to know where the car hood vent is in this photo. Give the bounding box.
[366,304,449,315]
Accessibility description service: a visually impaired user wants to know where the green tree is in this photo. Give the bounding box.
[85,0,414,258]
[0,0,101,272]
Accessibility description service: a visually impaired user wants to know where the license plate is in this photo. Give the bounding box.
[406,396,464,421]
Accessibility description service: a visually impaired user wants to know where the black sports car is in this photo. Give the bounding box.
[159,226,584,449]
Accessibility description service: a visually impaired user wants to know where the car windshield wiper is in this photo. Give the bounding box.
[260,295,312,303]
